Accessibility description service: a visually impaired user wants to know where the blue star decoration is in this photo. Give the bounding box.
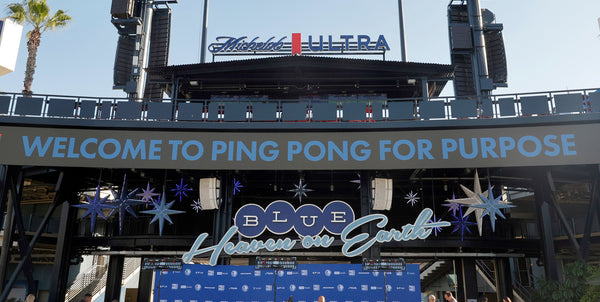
[451,206,477,241]
[429,214,443,236]
[471,186,516,232]
[288,179,314,203]
[73,185,115,234]
[108,175,145,235]
[141,193,185,236]
[171,177,193,202]
[137,182,160,203]
[233,178,243,196]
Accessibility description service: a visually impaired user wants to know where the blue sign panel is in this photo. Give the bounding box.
[154,263,420,302]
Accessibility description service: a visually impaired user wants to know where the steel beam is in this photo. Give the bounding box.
[1,170,65,302]
[533,169,559,280]
[454,258,465,302]
[360,171,379,258]
[9,170,37,294]
[0,167,14,294]
[0,165,8,232]
[460,258,478,302]
[104,255,125,302]
[137,259,154,302]
[494,258,513,301]
[48,201,75,302]
[581,172,599,262]
[545,171,583,261]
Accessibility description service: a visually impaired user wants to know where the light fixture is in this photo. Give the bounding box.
[407,79,417,85]
[189,80,199,86]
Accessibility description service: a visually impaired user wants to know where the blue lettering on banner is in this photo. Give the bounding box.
[18,133,579,163]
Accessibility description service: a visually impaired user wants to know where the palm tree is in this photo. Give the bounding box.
[7,0,71,95]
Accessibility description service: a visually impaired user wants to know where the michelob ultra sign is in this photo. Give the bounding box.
[208,33,391,55]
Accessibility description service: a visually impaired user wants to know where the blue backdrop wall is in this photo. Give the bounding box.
[153,263,421,302]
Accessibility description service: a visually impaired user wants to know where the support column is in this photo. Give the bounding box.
[532,169,559,281]
[581,168,600,262]
[455,258,478,301]
[105,255,125,302]
[0,165,8,232]
[494,258,513,301]
[421,77,429,100]
[454,259,465,302]
[0,178,14,294]
[9,169,37,295]
[137,260,154,302]
[213,174,233,265]
[360,171,379,258]
[48,200,76,302]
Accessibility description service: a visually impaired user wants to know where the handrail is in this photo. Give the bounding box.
[1,87,598,123]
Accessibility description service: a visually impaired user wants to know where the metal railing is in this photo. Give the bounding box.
[1,87,598,123]
[65,261,109,301]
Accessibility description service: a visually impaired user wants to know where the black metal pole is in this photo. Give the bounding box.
[397,0,407,62]
[273,269,278,302]
[199,0,210,63]
[383,271,388,302]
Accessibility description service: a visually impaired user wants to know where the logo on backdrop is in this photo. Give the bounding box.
[234,200,354,238]
[208,34,390,55]
[183,200,450,266]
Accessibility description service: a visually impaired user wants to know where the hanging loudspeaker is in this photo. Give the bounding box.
[371,178,393,210]
[199,178,221,210]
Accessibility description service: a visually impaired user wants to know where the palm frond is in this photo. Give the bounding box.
[28,0,50,27]
[43,9,72,32]
[6,3,27,23]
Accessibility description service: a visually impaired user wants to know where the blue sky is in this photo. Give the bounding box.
[0,0,599,97]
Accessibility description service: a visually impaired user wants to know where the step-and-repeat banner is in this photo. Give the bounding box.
[153,263,420,302]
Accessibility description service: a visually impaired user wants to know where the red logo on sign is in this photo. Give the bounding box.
[292,33,302,55]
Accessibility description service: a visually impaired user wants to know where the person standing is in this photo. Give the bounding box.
[428,294,437,302]
[80,293,92,302]
[318,296,326,302]
[443,291,457,302]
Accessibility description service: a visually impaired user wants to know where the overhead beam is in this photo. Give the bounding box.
[545,171,583,261]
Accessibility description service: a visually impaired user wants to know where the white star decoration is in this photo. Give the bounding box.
[451,170,513,235]
[449,170,489,236]
[288,179,314,203]
[471,186,516,232]
[141,193,185,236]
[190,199,203,213]
[405,190,420,206]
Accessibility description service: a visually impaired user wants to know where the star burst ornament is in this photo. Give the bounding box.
[137,182,160,203]
[449,170,491,236]
[350,173,361,190]
[405,190,420,206]
[429,214,444,236]
[108,175,145,235]
[471,185,516,232]
[190,199,203,213]
[450,206,477,241]
[443,196,462,216]
[73,185,115,234]
[141,193,185,236]
[233,178,243,196]
[288,179,314,203]
[171,177,193,202]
